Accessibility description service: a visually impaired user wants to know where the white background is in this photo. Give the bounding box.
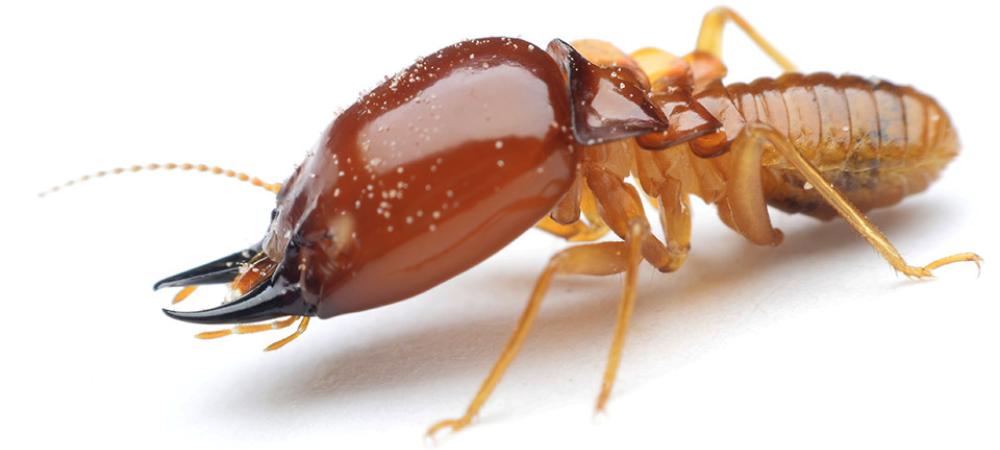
[2,1,998,449]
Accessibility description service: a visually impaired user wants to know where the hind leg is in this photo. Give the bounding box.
[730,123,980,277]
[695,7,797,73]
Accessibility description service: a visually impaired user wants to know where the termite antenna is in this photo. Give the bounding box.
[37,162,282,197]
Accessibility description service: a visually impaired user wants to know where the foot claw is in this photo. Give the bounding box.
[425,418,470,440]
[931,253,979,277]
[898,252,982,279]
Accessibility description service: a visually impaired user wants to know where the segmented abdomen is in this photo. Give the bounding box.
[726,73,959,219]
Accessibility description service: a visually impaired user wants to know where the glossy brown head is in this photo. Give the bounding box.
[159,37,669,324]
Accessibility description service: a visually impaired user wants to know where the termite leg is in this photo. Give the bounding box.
[536,180,610,242]
[586,166,689,273]
[695,6,797,73]
[596,220,644,412]
[735,123,981,277]
[716,126,786,246]
[656,178,693,271]
[630,143,691,234]
[195,315,299,340]
[579,185,610,239]
[536,216,609,242]
[583,166,696,411]
[426,230,644,438]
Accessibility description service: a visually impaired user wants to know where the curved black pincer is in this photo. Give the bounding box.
[161,276,313,325]
[152,244,261,290]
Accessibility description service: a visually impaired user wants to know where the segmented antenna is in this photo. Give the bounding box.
[38,163,282,197]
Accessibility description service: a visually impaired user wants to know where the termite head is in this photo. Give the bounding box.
[156,36,673,326]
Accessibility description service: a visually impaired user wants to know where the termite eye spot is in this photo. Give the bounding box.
[270,208,279,221]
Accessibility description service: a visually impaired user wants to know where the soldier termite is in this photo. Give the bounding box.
[41,7,981,438]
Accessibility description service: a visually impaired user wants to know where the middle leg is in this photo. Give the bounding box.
[586,166,691,273]
[584,165,694,410]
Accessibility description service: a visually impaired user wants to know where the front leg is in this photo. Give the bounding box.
[536,179,611,242]
[426,227,645,438]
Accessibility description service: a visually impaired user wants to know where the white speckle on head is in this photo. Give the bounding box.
[495,140,504,149]
[497,160,505,167]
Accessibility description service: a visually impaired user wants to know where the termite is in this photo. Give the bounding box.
[43,7,981,437]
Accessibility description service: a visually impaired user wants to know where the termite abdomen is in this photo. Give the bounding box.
[697,72,958,219]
